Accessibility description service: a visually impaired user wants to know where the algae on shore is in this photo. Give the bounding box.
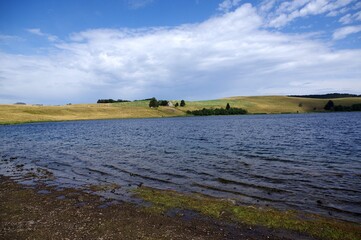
[134,187,361,240]
[1,176,307,240]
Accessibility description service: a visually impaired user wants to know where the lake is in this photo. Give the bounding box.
[1,112,361,223]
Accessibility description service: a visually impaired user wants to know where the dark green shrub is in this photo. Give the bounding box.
[149,97,159,108]
[226,103,230,110]
[180,100,186,107]
[324,100,334,110]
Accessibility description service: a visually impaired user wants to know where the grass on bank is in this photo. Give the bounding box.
[0,101,186,125]
[1,96,361,125]
[134,187,361,240]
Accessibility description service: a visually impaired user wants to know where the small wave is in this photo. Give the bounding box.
[243,154,297,164]
[102,164,173,184]
[164,150,176,154]
[249,174,286,184]
[102,164,130,174]
[192,182,282,203]
[127,172,173,184]
[50,161,72,168]
[304,183,361,194]
[85,167,110,176]
[163,172,187,179]
[319,204,361,217]
[216,177,289,193]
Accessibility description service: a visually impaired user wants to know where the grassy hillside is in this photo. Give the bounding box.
[178,96,361,114]
[1,96,361,124]
[0,101,186,125]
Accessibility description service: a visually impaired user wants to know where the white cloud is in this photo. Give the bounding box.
[339,10,361,24]
[339,13,353,24]
[27,28,43,36]
[333,25,361,39]
[125,0,154,9]
[356,11,361,21]
[27,28,59,42]
[1,3,361,104]
[263,0,357,28]
[0,34,23,43]
[218,0,242,13]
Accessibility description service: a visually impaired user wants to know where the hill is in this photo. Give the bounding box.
[288,93,361,99]
[1,96,361,125]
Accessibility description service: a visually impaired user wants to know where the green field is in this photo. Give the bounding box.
[1,96,361,124]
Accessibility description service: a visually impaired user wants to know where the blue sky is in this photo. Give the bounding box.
[1,0,361,104]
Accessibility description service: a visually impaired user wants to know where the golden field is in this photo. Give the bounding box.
[1,96,361,124]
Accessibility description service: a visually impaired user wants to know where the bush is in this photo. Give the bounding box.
[158,100,169,106]
[149,97,159,108]
[187,107,247,116]
[226,103,230,110]
[180,100,186,107]
[97,99,130,103]
[175,102,179,107]
[352,103,361,111]
[334,105,351,111]
[324,100,334,110]
[333,103,361,112]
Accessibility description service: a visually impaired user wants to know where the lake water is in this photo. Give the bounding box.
[1,113,361,223]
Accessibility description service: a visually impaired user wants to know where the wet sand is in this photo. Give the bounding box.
[0,176,315,240]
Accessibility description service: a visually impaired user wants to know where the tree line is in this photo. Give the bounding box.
[324,100,361,111]
[289,93,361,99]
[97,99,131,103]
[149,98,185,108]
[187,103,247,116]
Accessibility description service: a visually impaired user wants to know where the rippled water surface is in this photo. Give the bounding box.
[1,113,361,223]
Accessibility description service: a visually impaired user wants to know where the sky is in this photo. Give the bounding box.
[0,0,361,104]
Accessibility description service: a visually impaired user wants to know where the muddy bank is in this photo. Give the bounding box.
[0,175,316,240]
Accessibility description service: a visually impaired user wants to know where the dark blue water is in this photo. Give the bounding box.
[1,113,361,223]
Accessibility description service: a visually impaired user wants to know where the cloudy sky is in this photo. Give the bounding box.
[1,0,361,104]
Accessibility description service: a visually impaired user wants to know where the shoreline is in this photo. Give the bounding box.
[1,174,360,240]
[0,110,348,126]
[0,175,312,240]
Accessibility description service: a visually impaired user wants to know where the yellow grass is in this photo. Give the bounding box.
[180,96,361,114]
[1,96,361,124]
[0,101,186,125]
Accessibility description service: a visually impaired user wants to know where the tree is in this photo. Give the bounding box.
[324,100,334,110]
[180,100,186,107]
[175,102,179,107]
[149,97,159,108]
[352,103,361,111]
[158,100,169,106]
[226,103,230,110]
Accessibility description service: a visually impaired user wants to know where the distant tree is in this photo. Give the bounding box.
[175,102,179,107]
[158,100,169,106]
[97,99,130,103]
[187,107,247,116]
[180,100,186,107]
[289,93,360,99]
[334,105,351,111]
[324,100,334,110]
[298,103,303,107]
[149,97,159,108]
[352,103,361,111]
[226,103,231,110]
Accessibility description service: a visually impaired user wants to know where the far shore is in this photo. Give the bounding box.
[1,96,361,125]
